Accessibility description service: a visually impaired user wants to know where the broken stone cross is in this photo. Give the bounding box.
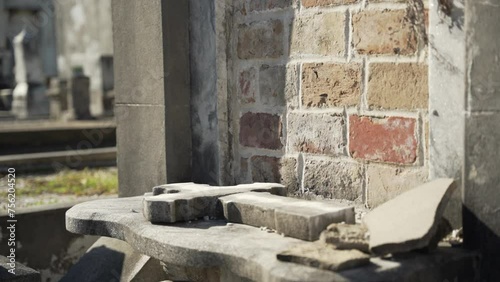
[143,182,286,223]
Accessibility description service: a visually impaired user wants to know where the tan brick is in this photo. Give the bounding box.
[366,164,428,208]
[352,10,416,55]
[238,19,285,59]
[302,63,361,108]
[288,112,345,155]
[303,158,363,202]
[291,12,345,56]
[368,63,428,110]
[302,0,359,7]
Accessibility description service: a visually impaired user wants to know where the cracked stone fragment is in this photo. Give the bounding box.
[143,182,286,223]
[220,192,355,241]
[363,179,457,256]
[319,223,369,253]
[277,242,370,272]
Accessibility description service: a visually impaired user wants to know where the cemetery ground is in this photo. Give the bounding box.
[0,167,117,211]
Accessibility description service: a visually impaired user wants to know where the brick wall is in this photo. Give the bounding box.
[231,0,429,208]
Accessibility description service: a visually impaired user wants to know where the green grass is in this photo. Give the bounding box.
[3,168,118,197]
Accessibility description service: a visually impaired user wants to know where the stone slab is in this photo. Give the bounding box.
[143,183,286,223]
[220,192,355,241]
[363,179,456,255]
[319,223,369,253]
[0,255,40,282]
[66,196,480,282]
[277,242,370,272]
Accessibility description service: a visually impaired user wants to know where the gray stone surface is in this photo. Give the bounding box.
[112,0,192,196]
[0,255,40,282]
[319,223,369,253]
[277,242,370,272]
[61,237,167,282]
[71,75,92,120]
[220,192,355,241]
[144,183,286,223]
[66,196,480,282]
[429,0,465,229]
[115,105,167,197]
[363,179,456,255]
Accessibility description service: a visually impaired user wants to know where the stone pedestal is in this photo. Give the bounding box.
[71,75,92,120]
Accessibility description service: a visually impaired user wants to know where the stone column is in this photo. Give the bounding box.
[430,0,500,279]
[112,0,192,197]
[463,1,500,279]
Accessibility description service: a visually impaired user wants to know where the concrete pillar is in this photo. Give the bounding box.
[463,0,500,279]
[430,0,500,279]
[112,0,192,197]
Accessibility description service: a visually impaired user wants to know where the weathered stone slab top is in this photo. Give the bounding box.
[143,182,286,223]
[220,192,355,241]
[66,197,479,282]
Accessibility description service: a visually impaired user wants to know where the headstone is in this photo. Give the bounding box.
[11,29,28,119]
[71,67,92,120]
[277,242,370,272]
[363,179,456,255]
[220,192,355,241]
[143,182,286,223]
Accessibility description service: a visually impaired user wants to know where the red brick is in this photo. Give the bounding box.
[240,112,282,149]
[349,115,417,164]
[238,67,257,104]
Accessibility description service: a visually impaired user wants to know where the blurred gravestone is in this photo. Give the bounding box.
[71,67,93,120]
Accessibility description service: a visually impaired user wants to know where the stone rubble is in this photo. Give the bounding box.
[319,223,370,253]
[363,178,457,256]
[220,192,355,241]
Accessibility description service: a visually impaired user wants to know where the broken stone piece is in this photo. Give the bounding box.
[319,223,369,253]
[277,242,370,272]
[143,182,286,223]
[363,178,457,256]
[220,192,355,241]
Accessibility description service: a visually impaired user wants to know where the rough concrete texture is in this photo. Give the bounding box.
[61,237,167,282]
[363,179,456,255]
[303,158,363,201]
[66,196,480,282]
[368,63,428,110]
[251,156,281,183]
[319,223,369,253]
[287,112,345,155]
[0,256,40,282]
[239,112,283,149]
[220,192,355,241]
[291,11,345,56]
[349,115,418,164]
[277,242,370,272]
[246,156,298,193]
[237,19,285,59]
[302,63,361,108]
[352,10,416,55]
[143,183,286,223]
[302,0,359,7]
[366,164,429,208]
